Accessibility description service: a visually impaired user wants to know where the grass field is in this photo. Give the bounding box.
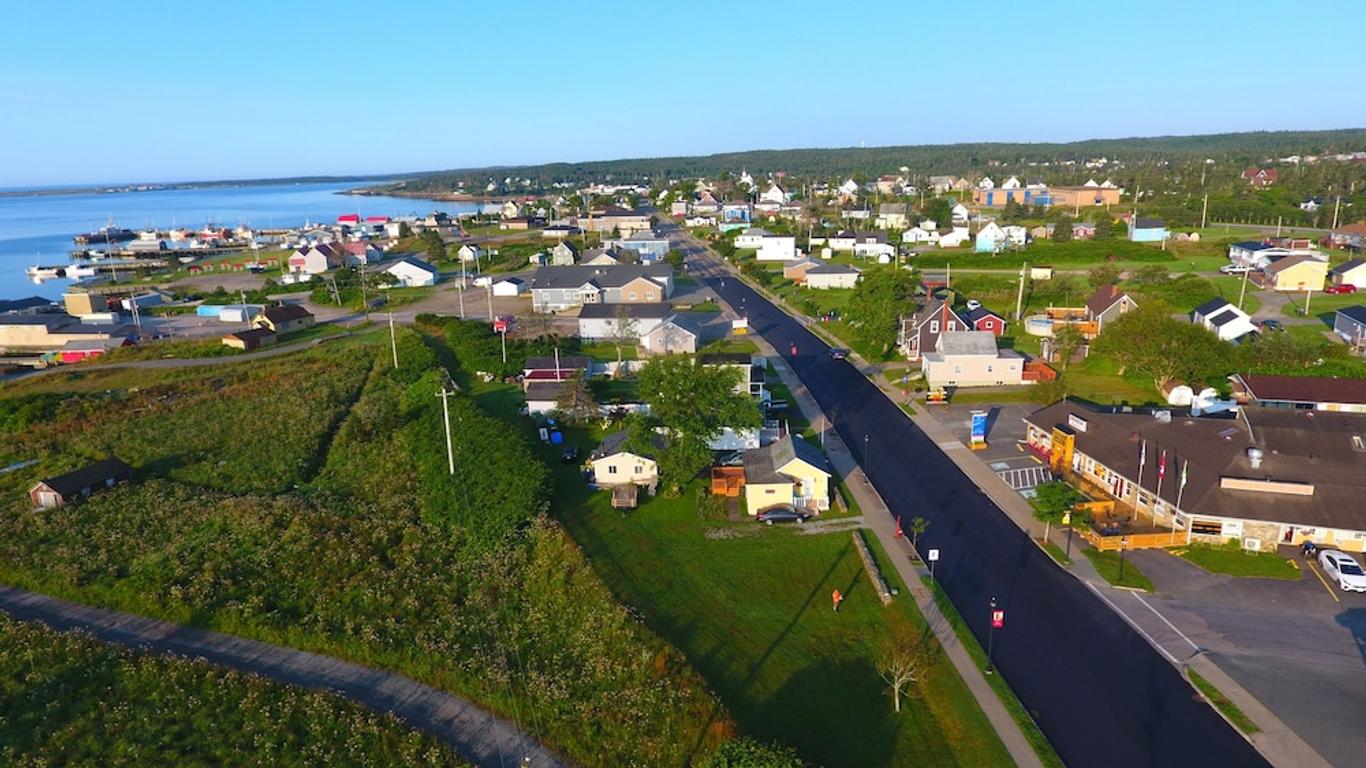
[0,616,467,767]
[1080,548,1154,591]
[1188,669,1260,735]
[1174,543,1300,580]
[473,384,1018,768]
[1281,290,1362,319]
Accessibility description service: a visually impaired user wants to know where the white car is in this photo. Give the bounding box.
[1219,264,1253,275]
[1318,550,1366,592]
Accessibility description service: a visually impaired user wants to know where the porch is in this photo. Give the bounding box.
[1063,471,1182,551]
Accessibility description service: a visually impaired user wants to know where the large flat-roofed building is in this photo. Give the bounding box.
[1024,400,1366,552]
[1048,186,1122,209]
[0,315,132,353]
[1229,373,1366,413]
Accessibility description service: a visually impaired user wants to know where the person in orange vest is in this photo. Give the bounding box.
[832,589,843,612]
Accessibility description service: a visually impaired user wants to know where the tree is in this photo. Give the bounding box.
[1093,217,1115,240]
[878,628,932,714]
[1132,264,1170,285]
[397,221,412,238]
[1087,264,1121,287]
[419,230,445,263]
[1031,481,1084,540]
[844,266,918,354]
[1052,216,1073,242]
[908,516,929,548]
[1050,325,1086,369]
[703,737,803,768]
[555,373,597,425]
[1091,302,1230,391]
[608,304,639,377]
[923,197,952,228]
[665,248,686,269]
[636,357,761,492]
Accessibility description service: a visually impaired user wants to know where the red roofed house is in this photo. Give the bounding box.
[898,298,968,361]
[1242,167,1278,187]
[337,213,361,225]
[963,306,1008,336]
[288,243,345,275]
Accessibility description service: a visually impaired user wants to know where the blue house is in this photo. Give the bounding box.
[1129,217,1169,243]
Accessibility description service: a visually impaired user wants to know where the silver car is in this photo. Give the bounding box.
[1319,550,1366,593]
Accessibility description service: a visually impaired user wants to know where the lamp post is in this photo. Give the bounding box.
[1063,510,1074,559]
[1118,536,1130,584]
[986,596,1002,675]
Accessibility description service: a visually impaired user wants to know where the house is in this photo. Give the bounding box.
[523,381,564,417]
[1072,222,1097,239]
[805,263,861,290]
[827,231,858,251]
[382,256,440,287]
[899,298,968,361]
[57,337,130,363]
[875,203,909,230]
[529,264,674,312]
[340,241,383,266]
[1228,241,1287,269]
[951,203,970,224]
[782,258,822,284]
[1023,400,1366,553]
[1192,298,1258,341]
[288,243,346,275]
[840,209,872,221]
[734,227,772,249]
[1263,254,1327,292]
[1086,285,1137,335]
[1230,372,1366,412]
[851,232,895,260]
[700,352,767,399]
[978,177,995,190]
[222,328,278,351]
[0,315,132,353]
[1128,218,1169,243]
[837,179,861,199]
[921,331,1024,387]
[939,227,971,247]
[550,241,579,266]
[669,200,689,217]
[492,277,526,297]
[523,354,592,386]
[755,235,797,262]
[29,457,133,509]
[1242,167,1279,187]
[1329,259,1366,289]
[1333,306,1366,346]
[928,175,957,193]
[583,206,652,236]
[759,184,789,205]
[1299,197,1326,213]
[875,175,902,195]
[902,225,940,245]
[577,303,671,340]
[642,315,701,354]
[605,230,670,262]
[541,224,581,240]
[591,431,660,497]
[742,435,830,516]
[975,222,1006,252]
[0,296,57,316]
[1329,222,1366,250]
[720,201,753,231]
[963,306,1007,336]
[252,304,315,335]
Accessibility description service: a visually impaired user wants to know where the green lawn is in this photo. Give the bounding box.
[699,336,759,355]
[1174,543,1300,580]
[1281,291,1362,320]
[1040,540,1072,566]
[475,385,1017,768]
[575,340,638,362]
[1188,669,1259,735]
[1080,548,1154,591]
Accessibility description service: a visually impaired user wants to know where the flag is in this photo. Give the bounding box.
[1179,459,1188,489]
[1157,450,1167,480]
[1139,439,1147,476]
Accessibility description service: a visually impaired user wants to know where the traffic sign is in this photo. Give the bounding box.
[991,609,1005,629]
[928,549,940,562]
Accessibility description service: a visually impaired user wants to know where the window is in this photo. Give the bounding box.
[953,366,962,374]
[646,292,655,301]
[628,292,637,301]
[608,466,617,474]
[1190,520,1223,536]
[987,365,994,373]
[930,321,940,334]
[634,465,643,474]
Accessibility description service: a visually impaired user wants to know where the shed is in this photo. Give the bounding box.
[29,458,133,509]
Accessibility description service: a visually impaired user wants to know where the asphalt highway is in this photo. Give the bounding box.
[702,268,1268,768]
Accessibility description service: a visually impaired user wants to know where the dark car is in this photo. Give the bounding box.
[756,506,811,525]
[829,348,849,360]
[560,445,580,463]
[1260,319,1285,332]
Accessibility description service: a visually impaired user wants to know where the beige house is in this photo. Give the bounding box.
[590,431,659,491]
[743,435,831,516]
[921,331,1025,388]
[1263,255,1328,292]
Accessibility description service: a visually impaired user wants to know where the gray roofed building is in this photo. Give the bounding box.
[530,264,674,312]
[577,304,672,319]
[936,330,1000,355]
[743,435,828,485]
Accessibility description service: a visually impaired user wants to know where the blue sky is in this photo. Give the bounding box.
[4,0,1364,187]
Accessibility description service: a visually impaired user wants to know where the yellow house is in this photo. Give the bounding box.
[1263,255,1327,292]
[743,435,831,516]
[590,431,659,491]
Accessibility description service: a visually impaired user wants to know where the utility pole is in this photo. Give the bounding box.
[1304,287,1313,318]
[388,312,398,368]
[1200,193,1208,230]
[1276,216,1282,238]
[1332,196,1342,230]
[1015,262,1027,320]
[486,283,494,321]
[1237,265,1250,310]
[436,387,455,475]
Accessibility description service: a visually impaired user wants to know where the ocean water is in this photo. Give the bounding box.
[0,182,477,300]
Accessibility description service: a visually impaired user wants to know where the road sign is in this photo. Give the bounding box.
[991,609,1005,629]
[928,549,940,562]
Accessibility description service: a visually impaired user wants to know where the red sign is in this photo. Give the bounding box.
[991,610,1005,629]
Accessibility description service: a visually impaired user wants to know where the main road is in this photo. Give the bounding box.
[673,227,1267,768]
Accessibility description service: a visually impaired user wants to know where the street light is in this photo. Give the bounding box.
[1118,536,1130,583]
[864,433,871,468]
[1063,510,1074,559]
[986,596,1001,675]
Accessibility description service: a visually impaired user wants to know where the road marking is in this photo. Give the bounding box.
[996,466,1052,491]
[1131,592,1201,655]
[1305,560,1342,603]
[937,440,965,451]
[1082,580,1182,666]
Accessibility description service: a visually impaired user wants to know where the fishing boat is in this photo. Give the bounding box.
[73,224,137,245]
[25,265,64,279]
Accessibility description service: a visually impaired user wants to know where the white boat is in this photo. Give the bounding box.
[26,265,63,279]
[67,264,99,278]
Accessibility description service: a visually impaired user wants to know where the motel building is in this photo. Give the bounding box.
[1023,400,1366,553]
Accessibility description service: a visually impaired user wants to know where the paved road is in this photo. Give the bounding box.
[0,586,570,768]
[674,230,1266,768]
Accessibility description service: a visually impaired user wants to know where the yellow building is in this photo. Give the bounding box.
[1263,255,1328,292]
[252,304,315,335]
[1049,186,1121,209]
[590,431,659,491]
[62,288,109,317]
[743,435,831,516]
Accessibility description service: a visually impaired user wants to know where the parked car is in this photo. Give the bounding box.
[1319,550,1366,592]
[965,299,982,311]
[1325,284,1358,295]
[1259,319,1285,332]
[829,348,849,360]
[1219,264,1253,275]
[756,506,811,525]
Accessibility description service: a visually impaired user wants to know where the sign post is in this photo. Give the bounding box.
[928,548,940,581]
[986,596,1003,675]
[1062,510,1074,559]
[969,410,989,451]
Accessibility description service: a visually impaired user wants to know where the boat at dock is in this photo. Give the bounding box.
[73,225,137,245]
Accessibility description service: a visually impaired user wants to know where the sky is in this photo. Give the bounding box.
[4,0,1365,187]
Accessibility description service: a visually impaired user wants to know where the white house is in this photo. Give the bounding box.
[457,244,483,263]
[759,184,789,205]
[951,203,970,224]
[1329,259,1366,289]
[642,315,701,355]
[977,177,995,190]
[492,277,526,297]
[805,263,861,290]
[382,257,440,288]
[837,179,861,198]
[975,222,1005,252]
[903,226,940,244]
[1001,176,1021,190]
[827,231,858,251]
[921,331,1025,388]
[735,227,771,249]
[287,243,345,275]
[756,235,797,262]
[939,227,971,247]
[852,234,895,260]
[1192,298,1258,342]
[590,431,659,490]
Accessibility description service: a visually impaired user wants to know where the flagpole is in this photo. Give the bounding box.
[1172,459,1188,545]
[1155,449,1166,503]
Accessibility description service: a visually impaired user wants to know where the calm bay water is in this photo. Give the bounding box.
[0,182,477,300]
